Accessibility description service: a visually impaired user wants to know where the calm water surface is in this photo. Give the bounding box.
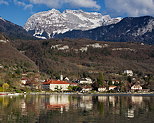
[0,94,154,123]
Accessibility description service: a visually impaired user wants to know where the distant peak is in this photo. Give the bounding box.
[0,17,6,22]
[64,9,84,14]
[49,8,61,13]
[24,9,122,39]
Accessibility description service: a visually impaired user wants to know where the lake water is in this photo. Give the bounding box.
[0,94,154,123]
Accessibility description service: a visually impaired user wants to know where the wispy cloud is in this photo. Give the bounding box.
[28,0,100,9]
[64,0,100,9]
[13,0,33,10]
[0,0,9,5]
[105,0,154,17]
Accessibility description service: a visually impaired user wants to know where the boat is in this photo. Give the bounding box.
[0,93,8,95]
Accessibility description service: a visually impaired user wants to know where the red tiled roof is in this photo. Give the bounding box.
[21,78,27,80]
[109,86,117,88]
[43,80,70,85]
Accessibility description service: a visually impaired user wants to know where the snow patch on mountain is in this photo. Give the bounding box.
[24,9,122,39]
[132,19,154,36]
[0,17,6,22]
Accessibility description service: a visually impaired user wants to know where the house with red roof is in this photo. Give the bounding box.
[109,86,117,91]
[42,80,70,91]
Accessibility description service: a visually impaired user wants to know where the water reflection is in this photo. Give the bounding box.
[80,96,93,110]
[131,96,143,104]
[46,95,69,113]
[0,95,154,123]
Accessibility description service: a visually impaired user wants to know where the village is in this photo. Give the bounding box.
[0,62,154,94]
[16,69,154,94]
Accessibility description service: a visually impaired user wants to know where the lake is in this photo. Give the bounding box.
[0,94,154,123]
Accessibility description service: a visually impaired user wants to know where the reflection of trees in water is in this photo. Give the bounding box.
[96,96,153,119]
[0,95,154,123]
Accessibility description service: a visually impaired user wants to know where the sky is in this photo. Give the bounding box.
[0,0,154,26]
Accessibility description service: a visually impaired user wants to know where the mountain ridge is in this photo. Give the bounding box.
[0,17,36,40]
[24,9,122,39]
[13,38,154,76]
[0,33,38,71]
[55,16,154,44]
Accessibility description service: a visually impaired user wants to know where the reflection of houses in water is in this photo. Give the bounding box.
[20,99,27,116]
[98,96,107,102]
[80,96,93,110]
[46,95,70,113]
[81,96,92,101]
[109,96,116,107]
[126,109,135,118]
[131,96,143,105]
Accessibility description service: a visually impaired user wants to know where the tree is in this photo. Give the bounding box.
[2,83,10,92]
[92,81,99,91]
[127,76,132,83]
[97,72,105,86]
[68,86,82,92]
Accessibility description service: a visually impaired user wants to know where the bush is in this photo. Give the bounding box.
[0,87,3,92]
[15,89,22,93]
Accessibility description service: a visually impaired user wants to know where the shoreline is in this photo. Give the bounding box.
[1,92,154,96]
[28,92,154,96]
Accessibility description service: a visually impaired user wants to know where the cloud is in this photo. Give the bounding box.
[28,0,61,8]
[105,0,154,17]
[28,0,100,9]
[0,0,9,5]
[65,0,100,9]
[13,0,33,10]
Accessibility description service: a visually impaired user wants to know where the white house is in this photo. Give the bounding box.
[81,86,92,92]
[64,77,69,81]
[42,80,70,91]
[79,78,93,84]
[21,78,27,85]
[131,84,142,91]
[124,70,133,76]
[0,64,3,68]
[98,87,107,92]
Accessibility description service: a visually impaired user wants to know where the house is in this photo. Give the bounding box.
[98,87,107,92]
[42,80,70,91]
[79,78,93,84]
[81,86,92,92]
[124,70,133,76]
[21,78,27,85]
[0,64,3,68]
[109,86,117,91]
[64,77,69,81]
[131,84,142,91]
[25,79,41,90]
[111,80,120,85]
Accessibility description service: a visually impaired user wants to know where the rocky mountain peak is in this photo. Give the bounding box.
[24,9,122,39]
[0,17,6,22]
[54,16,154,44]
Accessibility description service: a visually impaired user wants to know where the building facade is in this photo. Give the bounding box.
[42,80,70,91]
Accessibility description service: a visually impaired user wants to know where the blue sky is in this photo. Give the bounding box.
[0,0,154,26]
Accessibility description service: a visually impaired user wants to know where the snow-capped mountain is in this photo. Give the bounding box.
[55,16,154,44]
[24,9,122,39]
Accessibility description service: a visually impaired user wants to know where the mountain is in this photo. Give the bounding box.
[24,9,122,39]
[0,33,38,71]
[0,17,36,40]
[13,38,154,78]
[55,16,154,44]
